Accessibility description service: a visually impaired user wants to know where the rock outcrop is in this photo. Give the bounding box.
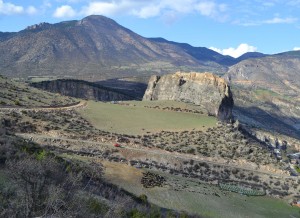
[31,79,135,101]
[143,72,234,121]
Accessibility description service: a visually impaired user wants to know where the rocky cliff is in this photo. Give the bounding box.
[31,79,135,101]
[143,72,234,121]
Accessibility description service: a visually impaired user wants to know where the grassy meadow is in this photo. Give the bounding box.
[102,161,300,218]
[80,100,217,135]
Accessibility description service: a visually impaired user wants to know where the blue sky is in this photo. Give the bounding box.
[0,0,300,57]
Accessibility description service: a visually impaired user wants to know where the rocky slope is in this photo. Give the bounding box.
[143,72,233,121]
[226,53,300,96]
[31,79,135,101]
[224,53,300,138]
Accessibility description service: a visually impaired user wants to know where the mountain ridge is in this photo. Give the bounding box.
[0,15,214,80]
[0,15,271,81]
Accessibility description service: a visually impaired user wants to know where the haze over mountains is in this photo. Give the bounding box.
[0,15,272,81]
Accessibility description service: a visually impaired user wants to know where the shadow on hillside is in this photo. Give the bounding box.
[96,78,148,100]
[234,106,300,140]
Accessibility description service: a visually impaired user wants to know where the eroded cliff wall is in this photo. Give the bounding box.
[31,79,135,101]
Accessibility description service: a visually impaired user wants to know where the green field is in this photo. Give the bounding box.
[80,101,217,135]
[101,161,300,218]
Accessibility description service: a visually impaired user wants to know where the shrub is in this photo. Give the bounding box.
[127,208,147,218]
[35,150,47,161]
[14,99,21,106]
[149,206,162,218]
[139,194,148,204]
[87,197,109,215]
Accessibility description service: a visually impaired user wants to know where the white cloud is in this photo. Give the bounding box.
[209,43,257,58]
[263,17,297,24]
[80,1,129,17]
[27,6,38,15]
[73,0,228,20]
[53,5,76,18]
[0,1,40,15]
[195,1,227,18]
[293,47,300,51]
[0,0,24,15]
[132,5,161,18]
[237,16,298,26]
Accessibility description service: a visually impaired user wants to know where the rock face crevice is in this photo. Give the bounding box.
[143,72,234,121]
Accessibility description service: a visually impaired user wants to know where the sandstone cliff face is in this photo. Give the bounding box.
[31,79,134,101]
[143,72,234,121]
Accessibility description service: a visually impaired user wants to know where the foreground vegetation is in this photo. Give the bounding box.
[0,122,201,218]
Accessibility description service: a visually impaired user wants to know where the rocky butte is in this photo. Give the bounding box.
[143,72,234,121]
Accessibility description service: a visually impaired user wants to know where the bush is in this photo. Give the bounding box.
[149,206,162,218]
[87,197,109,215]
[127,208,147,218]
[14,99,21,106]
[139,194,148,204]
[35,149,47,161]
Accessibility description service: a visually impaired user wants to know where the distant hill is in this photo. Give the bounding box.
[149,38,268,66]
[148,37,237,66]
[236,52,268,62]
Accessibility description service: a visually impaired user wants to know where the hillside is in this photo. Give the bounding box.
[225,53,300,138]
[0,75,77,107]
[0,15,227,81]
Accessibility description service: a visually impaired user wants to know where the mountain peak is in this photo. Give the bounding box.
[77,15,118,27]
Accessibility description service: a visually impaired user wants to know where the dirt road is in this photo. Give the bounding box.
[0,101,87,112]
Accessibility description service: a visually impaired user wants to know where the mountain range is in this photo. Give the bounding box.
[0,15,269,81]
